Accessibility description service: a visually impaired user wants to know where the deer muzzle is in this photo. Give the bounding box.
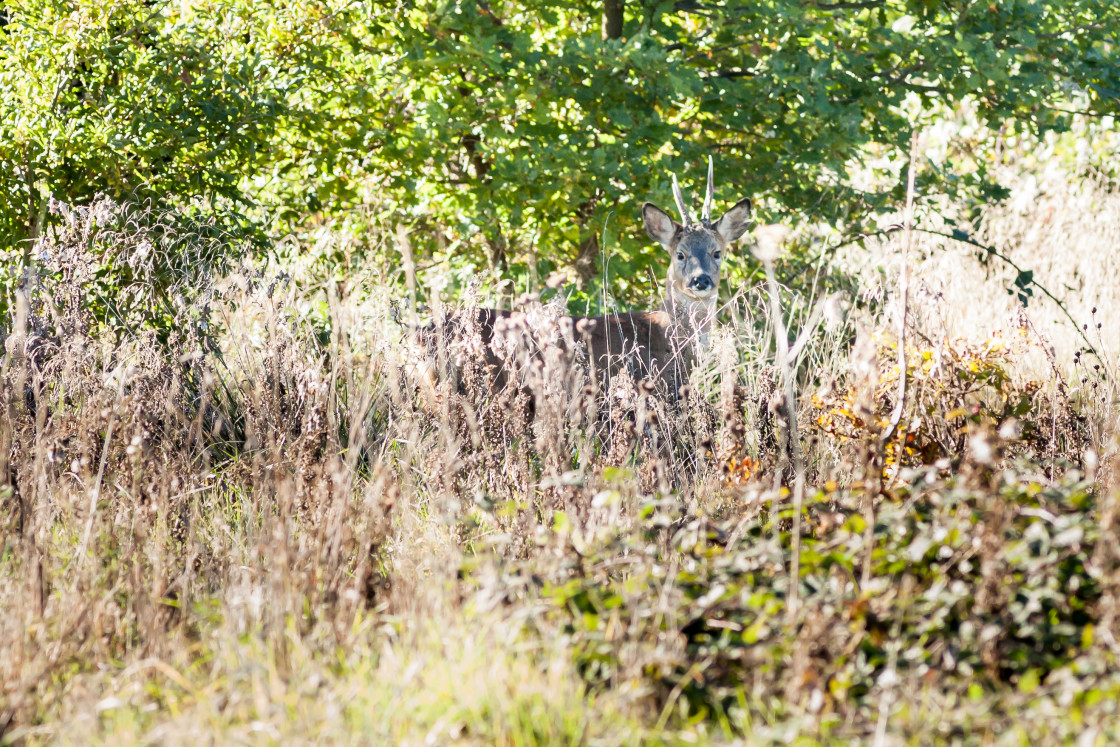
[688,274,714,293]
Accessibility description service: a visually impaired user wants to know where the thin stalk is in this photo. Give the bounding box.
[881,131,918,446]
[396,224,417,319]
[78,395,119,562]
[762,256,806,622]
[863,131,919,590]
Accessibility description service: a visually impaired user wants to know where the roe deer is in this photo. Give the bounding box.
[418,159,752,403]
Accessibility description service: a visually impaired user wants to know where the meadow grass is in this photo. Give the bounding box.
[2,138,1120,745]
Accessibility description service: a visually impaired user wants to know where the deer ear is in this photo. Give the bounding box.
[642,202,679,246]
[715,198,752,244]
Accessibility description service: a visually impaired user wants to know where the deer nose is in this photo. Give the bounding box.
[689,275,713,292]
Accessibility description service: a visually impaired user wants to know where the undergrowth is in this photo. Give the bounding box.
[1,186,1119,745]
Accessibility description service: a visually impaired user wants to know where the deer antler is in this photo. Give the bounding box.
[702,156,714,224]
[671,173,691,228]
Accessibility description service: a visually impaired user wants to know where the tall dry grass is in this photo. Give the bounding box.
[1,148,1119,743]
[1,196,762,741]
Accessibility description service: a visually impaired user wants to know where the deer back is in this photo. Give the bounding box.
[420,308,688,401]
[412,159,752,405]
[574,311,690,395]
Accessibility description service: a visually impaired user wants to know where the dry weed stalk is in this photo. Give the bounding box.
[2,170,1118,742]
[755,224,807,621]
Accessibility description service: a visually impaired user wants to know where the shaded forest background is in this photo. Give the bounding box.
[3,0,1118,314]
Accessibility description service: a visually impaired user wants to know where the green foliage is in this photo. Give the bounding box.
[0,0,378,246]
[1,0,1118,311]
[345,0,1120,302]
[520,467,1103,734]
[4,165,1120,741]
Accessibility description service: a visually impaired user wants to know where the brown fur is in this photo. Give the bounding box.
[417,172,752,404]
[470,308,693,398]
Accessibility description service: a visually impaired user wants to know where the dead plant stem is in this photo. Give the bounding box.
[78,398,118,562]
[764,259,806,622]
[881,131,918,447]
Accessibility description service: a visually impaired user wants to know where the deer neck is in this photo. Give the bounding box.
[661,281,716,351]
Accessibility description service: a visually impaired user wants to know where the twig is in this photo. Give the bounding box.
[819,223,1101,370]
[917,227,1101,366]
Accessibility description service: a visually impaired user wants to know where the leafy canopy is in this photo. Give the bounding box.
[1,0,1117,307]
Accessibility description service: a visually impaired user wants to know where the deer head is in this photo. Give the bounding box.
[641,158,752,322]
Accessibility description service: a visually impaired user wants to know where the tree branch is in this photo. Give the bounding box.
[809,0,885,10]
[825,225,1103,366]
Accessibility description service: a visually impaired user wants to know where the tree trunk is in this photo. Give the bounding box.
[485,223,509,275]
[573,199,600,288]
[574,233,599,289]
[592,1,622,284]
[458,131,508,274]
[602,0,624,40]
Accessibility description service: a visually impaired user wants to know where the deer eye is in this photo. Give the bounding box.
[676,252,685,262]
